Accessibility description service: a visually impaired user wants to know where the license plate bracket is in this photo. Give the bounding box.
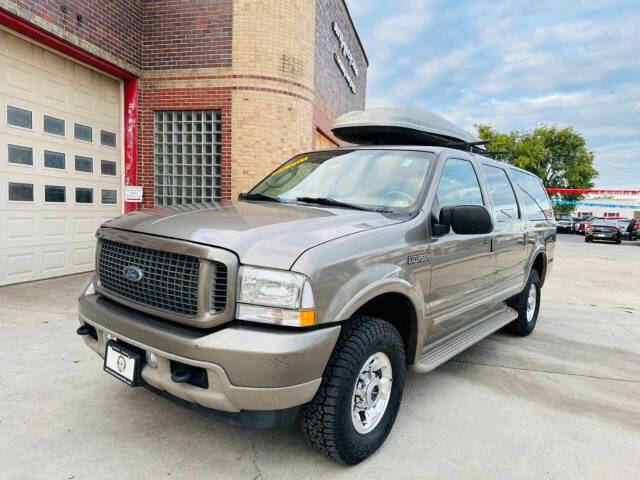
[103,340,144,387]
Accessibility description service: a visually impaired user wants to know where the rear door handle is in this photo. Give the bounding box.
[483,238,491,244]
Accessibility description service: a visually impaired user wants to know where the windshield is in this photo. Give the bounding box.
[248,150,434,211]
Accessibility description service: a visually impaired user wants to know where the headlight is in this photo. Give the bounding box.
[236,266,315,327]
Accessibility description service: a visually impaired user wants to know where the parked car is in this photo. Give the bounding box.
[577,216,627,234]
[621,219,639,240]
[555,213,575,233]
[585,220,623,244]
[76,107,555,464]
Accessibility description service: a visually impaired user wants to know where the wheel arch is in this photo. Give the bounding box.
[527,248,548,286]
[337,283,422,365]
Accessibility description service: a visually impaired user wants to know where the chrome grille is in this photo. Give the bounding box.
[97,239,200,316]
[210,263,228,313]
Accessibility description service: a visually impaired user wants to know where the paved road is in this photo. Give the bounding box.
[1,234,638,479]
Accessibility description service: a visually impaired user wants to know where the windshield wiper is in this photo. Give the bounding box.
[238,192,282,203]
[296,196,387,212]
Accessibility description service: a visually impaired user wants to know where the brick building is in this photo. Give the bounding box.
[0,0,367,285]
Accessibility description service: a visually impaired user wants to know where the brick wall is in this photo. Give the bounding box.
[314,0,367,118]
[229,0,316,198]
[142,0,232,71]
[4,0,142,71]
[138,87,232,207]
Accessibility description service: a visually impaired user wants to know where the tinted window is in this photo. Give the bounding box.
[8,182,33,201]
[74,123,92,142]
[482,164,519,222]
[8,145,33,165]
[75,187,93,203]
[510,169,552,220]
[101,160,117,176]
[101,189,118,204]
[7,106,32,129]
[44,115,65,136]
[436,159,484,216]
[101,130,117,147]
[44,150,65,169]
[45,185,66,203]
[75,155,93,173]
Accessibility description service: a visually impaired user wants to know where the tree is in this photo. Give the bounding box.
[476,124,598,214]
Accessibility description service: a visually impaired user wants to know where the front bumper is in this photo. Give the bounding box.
[79,283,340,413]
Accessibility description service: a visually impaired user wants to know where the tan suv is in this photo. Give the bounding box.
[77,108,555,464]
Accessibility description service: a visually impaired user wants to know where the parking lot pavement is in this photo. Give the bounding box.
[1,235,639,480]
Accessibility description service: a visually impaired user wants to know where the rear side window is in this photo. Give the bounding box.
[510,169,552,220]
[482,164,519,223]
[435,159,484,216]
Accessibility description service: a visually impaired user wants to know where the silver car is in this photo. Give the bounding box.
[77,109,555,464]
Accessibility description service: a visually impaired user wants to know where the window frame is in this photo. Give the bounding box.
[73,123,93,143]
[74,155,94,174]
[100,159,118,176]
[481,162,521,223]
[7,144,34,167]
[100,130,117,148]
[431,156,487,222]
[7,181,35,203]
[44,184,67,204]
[43,115,66,137]
[6,104,33,131]
[101,188,118,205]
[75,187,94,204]
[44,150,66,170]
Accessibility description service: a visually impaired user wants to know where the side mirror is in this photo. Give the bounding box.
[438,205,493,235]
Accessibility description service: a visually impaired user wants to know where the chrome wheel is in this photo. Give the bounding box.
[351,352,393,434]
[526,284,538,323]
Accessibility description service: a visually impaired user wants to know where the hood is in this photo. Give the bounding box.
[102,201,400,269]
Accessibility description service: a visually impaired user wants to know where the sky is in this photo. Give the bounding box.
[345,0,640,188]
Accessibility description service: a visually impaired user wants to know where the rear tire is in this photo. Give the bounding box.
[616,235,622,244]
[299,316,406,465]
[507,270,541,336]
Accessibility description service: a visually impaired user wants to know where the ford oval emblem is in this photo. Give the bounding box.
[123,266,143,282]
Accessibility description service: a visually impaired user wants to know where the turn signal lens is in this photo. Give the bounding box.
[236,304,316,327]
[299,310,315,327]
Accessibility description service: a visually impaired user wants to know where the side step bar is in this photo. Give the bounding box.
[412,306,518,373]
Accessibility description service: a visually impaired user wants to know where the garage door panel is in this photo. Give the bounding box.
[0,27,122,286]
[43,249,68,272]
[5,63,33,93]
[6,250,36,279]
[43,217,68,238]
[43,75,66,103]
[6,217,35,241]
[74,246,95,268]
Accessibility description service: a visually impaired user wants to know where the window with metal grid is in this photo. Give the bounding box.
[153,110,222,206]
[97,239,201,316]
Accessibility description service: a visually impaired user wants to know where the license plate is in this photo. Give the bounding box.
[595,233,606,237]
[104,340,143,387]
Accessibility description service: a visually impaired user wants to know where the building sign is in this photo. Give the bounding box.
[124,186,143,203]
[332,21,357,94]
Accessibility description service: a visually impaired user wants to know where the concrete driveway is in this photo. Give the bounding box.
[1,234,639,479]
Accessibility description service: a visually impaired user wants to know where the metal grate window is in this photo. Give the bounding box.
[97,239,201,316]
[153,110,222,206]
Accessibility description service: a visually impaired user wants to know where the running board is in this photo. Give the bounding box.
[412,306,518,373]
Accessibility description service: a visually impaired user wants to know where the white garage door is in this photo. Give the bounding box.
[0,27,122,286]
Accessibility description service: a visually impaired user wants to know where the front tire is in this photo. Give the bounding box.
[300,316,406,465]
[507,270,541,336]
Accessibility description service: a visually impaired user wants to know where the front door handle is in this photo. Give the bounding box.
[483,238,491,244]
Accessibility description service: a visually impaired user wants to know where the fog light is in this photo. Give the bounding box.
[145,351,158,368]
